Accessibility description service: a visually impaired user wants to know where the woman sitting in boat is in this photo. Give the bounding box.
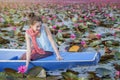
[21,13,63,68]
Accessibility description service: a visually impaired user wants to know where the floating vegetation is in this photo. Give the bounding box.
[0,0,120,79]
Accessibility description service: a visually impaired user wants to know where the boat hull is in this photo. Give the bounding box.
[0,49,101,71]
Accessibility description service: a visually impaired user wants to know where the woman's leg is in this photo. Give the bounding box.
[20,51,53,60]
[20,53,26,60]
[31,51,53,60]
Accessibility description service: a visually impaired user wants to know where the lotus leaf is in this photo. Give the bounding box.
[78,77,89,80]
[27,66,46,78]
[95,67,112,77]
[46,76,61,80]
[4,68,23,78]
[114,52,120,60]
[0,72,6,78]
[86,22,93,25]
[90,41,101,47]
[62,72,78,80]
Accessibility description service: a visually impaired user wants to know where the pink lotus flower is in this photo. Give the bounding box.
[70,34,76,39]
[18,65,27,74]
[96,34,101,39]
[62,23,64,25]
[12,27,17,31]
[13,4,17,8]
[79,20,83,22]
[74,23,79,27]
[116,71,120,76]
[111,17,115,21]
[53,15,57,18]
[58,30,62,32]
[42,16,45,19]
[104,14,109,17]
[81,41,86,46]
[0,18,3,22]
[48,18,53,20]
[52,25,57,29]
[90,13,95,17]
[84,23,86,26]
[92,19,100,25]
[84,16,87,20]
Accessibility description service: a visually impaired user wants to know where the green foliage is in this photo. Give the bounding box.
[114,52,120,60]
[90,40,101,47]
[78,77,89,80]
[0,72,6,80]
[95,67,112,77]
[27,66,46,78]
[62,71,78,80]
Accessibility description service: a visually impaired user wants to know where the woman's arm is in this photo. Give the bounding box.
[25,32,32,68]
[44,26,63,60]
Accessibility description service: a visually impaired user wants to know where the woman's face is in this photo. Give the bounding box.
[32,22,42,32]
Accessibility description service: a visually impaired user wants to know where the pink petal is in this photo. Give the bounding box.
[111,17,115,21]
[70,34,76,39]
[74,24,79,27]
[96,34,101,39]
[52,25,57,29]
[18,65,27,74]
[58,30,62,32]
[12,27,16,31]
[81,41,86,45]
[116,71,120,76]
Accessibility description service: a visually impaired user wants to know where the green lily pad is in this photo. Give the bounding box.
[100,55,114,63]
[62,71,78,80]
[86,22,93,25]
[79,23,88,29]
[78,77,89,80]
[0,44,2,48]
[27,66,46,78]
[62,70,78,80]
[95,67,112,77]
[4,68,17,73]
[6,76,16,80]
[87,71,101,80]
[46,76,60,80]
[0,72,6,78]
[4,68,24,78]
[102,79,112,80]
[90,40,101,47]
[25,77,45,80]
[114,52,120,60]
[106,41,113,45]
[113,63,120,71]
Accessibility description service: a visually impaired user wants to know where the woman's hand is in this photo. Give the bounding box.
[25,65,28,71]
[56,55,63,60]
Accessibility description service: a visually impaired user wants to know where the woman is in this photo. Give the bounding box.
[21,13,63,68]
